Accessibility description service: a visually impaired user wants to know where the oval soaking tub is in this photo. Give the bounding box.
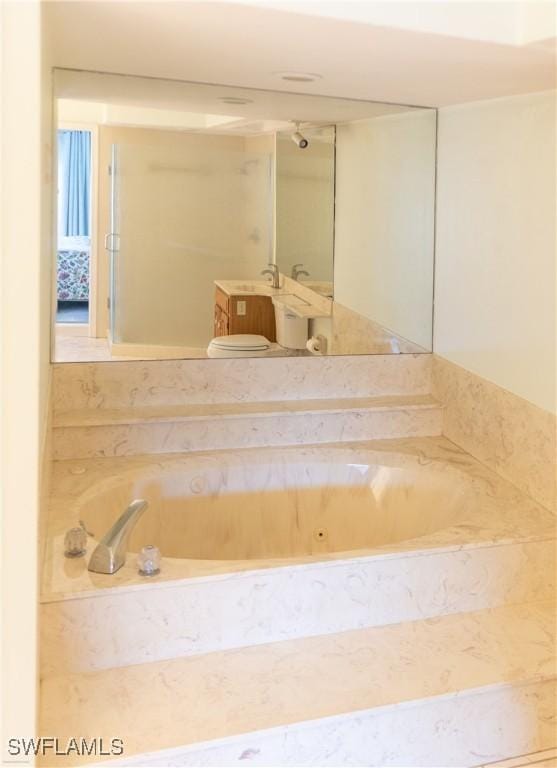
[78,455,475,562]
[42,440,555,683]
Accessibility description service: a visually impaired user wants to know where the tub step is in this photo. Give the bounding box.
[52,355,433,411]
[52,394,443,459]
[479,749,557,768]
[39,601,556,767]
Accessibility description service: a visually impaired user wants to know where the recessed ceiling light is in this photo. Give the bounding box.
[219,96,254,105]
[275,72,322,83]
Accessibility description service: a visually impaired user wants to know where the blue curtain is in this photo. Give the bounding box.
[58,130,91,237]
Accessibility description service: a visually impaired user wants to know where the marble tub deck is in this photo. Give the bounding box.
[42,435,556,601]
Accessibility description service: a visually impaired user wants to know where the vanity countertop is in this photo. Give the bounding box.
[214,279,332,319]
[214,280,280,297]
[272,293,331,319]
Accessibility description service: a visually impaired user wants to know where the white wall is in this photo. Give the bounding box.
[1,0,53,756]
[434,90,556,414]
[334,110,437,350]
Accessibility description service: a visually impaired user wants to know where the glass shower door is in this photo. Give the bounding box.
[107,138,274,350]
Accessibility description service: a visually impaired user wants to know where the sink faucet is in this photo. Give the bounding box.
[291,264,310,281]
[261,263,280,289]
[88,499,148,574]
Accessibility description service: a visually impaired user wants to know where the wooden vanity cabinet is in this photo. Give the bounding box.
[214,287,276,342]
[214,302,229,337]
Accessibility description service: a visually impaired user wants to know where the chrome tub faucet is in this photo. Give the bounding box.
[88,499,148,574]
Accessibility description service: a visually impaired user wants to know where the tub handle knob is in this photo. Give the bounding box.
[64,526,87,558]
[138,545,161,576]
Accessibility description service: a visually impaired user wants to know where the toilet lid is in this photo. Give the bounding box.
[209,334,270,351]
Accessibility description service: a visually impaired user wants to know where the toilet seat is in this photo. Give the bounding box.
[207,334,271,358]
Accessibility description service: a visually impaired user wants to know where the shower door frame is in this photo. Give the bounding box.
[106,142,120,343]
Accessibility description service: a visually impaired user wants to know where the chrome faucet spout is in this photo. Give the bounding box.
[291,263,310,281]
[261,263,280,289]
[88,499,148,574]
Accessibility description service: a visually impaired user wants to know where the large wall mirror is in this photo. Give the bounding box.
[52,70,436,362]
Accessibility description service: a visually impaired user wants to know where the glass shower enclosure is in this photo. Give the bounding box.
[106,136,274,352]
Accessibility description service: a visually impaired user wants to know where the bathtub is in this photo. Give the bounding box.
[41,438,555,676]
[79,454,475,563]
[44,438,554,595]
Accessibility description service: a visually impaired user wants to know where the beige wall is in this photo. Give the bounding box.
[1,0,53,755]
[245,132,274,272]
[97,126,272,346]
[334,110,436,350]
[275,126,335,282]
[434,90,556,414]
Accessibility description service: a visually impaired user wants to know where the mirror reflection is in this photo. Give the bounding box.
[53,70,436,362]
[275,125,335,292]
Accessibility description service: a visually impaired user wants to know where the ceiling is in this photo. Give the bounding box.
[45,1,556,108]
[240,1,556,46]
[55,70,418,135]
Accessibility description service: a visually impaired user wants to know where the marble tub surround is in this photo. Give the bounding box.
[55,335,211,363]
[42,437,555,599]
[51,394,442,459]
[40,536,554,677]
[40,436,556,679]
[52,353,432,411]
[432,356,556,511]
[54,394,439,428]
[39,601,556,767]
[52,353,439,461]
[42,349,557,767]
[315,301,428,355]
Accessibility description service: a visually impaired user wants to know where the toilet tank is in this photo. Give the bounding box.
[273,298,309,349]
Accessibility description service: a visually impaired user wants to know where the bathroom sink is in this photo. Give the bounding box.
[215,280,278,296]
[272,294,310,307]
[272,293,329,319]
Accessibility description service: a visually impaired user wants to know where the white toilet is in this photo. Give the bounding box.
[207,305,309,357]
[206,334,271,358]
